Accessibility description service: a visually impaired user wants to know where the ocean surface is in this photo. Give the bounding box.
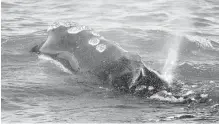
[1,0,219,123]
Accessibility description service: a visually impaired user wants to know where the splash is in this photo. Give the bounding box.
[150,90,185,103]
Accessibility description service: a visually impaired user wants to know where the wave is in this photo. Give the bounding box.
[38,54,72,74]
[176,62,219,80]
[185,35,217,50]
[123,13,169,22]
[1,2,19,8]
[192,17,219,26]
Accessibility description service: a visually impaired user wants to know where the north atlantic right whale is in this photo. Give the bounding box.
[31,21,171,97]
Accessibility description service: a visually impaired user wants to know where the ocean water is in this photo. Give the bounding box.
[1,0,219,123]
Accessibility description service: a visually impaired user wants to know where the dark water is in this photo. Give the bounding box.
[1,0,219,123]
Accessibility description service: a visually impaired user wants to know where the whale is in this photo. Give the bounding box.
[31,21,170,97]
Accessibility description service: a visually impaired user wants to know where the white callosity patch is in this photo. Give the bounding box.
[88,38,100,46]
[186,35,214,49]
[68,27,81,34]
[47,21,70,32]
[47,21,91,33]
[47,22,62,32]
[81,25,92,31]
[62,21,78,28]
[67,25,92,34]
[96,44,106,53]
[91,31,100,37]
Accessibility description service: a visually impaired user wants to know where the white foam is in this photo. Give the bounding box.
[182,90,194,97]
[186,35,214,49]
[38,54,72,74]
[38,54,53,61]
[96,44,106,52]
[150,91,184,103]
[150,93,184,103]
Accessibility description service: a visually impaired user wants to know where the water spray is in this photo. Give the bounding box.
[162,36,181,83]
[161,1,192,84]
